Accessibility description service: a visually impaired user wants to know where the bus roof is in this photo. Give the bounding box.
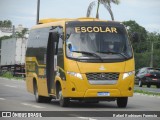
[31,17,123,30]
[38,17,100,24]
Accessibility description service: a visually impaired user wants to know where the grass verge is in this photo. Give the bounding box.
[0,72,24,80]
[134,89,160,96]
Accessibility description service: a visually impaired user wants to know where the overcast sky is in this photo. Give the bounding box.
[0,0,160,33]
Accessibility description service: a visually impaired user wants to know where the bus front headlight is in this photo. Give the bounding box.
[123,71,135,80]
[67,71,83,80]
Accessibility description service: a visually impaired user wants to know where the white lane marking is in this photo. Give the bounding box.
[4,85,17,88]
[0,98,6,100]
[21,103,45,109]
[77,117,97,120]
[70,114,97,120]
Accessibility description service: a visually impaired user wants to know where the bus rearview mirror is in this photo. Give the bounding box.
[68,43,72,51]
[131,32,139,42]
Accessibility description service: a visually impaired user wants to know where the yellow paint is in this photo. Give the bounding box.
[26,57,49,97]
[38,68,44,76]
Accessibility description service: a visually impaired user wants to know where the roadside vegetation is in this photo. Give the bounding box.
[86,0,120,20]
[135,84,157,88]
[123,20,160,69]
[0,20,28,47]
[134,89,160,96]
[0,72,24,80]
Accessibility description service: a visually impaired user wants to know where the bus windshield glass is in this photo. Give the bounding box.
[66,22,132,62]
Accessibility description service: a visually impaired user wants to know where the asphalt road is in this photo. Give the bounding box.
[0,78,160,120]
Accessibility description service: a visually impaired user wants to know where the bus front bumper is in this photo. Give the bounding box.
[64,88,133,98]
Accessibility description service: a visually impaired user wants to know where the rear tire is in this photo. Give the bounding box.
[34,82,51,103]
[156,84,160,88]
[147,84,151,88]
[117,97,128,108]
[59,90,70,107]
[138,80,143,87]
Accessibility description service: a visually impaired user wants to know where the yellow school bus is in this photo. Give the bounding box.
[26,17,135,107]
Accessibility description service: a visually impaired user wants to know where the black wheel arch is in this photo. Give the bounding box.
[33,78,37,93]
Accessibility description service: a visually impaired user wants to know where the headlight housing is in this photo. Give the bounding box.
[67,71,83,80]
[123,71,135,80]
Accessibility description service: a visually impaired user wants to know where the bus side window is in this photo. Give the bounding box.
[26,27,49,65]
[57,26,64,70]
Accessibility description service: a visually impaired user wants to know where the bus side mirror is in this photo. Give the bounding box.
[68,43,72,51]
[131,32,139,42]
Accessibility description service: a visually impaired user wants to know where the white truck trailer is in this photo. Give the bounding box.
[0,38,27,76]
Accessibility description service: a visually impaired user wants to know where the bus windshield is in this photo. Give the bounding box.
[66,22,132,62]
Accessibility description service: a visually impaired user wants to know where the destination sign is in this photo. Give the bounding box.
[75,26,118,33]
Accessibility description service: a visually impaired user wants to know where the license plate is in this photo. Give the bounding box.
[153,78,157,80]
[97,92,110,96]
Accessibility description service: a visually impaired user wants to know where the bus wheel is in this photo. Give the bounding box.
[117,97,128,108]
[156,84,160,88]
[138,80,143,87]
[34,83,51,103]
[59,90,70,107]
[147,84,151,88]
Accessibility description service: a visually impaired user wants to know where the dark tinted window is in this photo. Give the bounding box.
[57,32,64,69]
[26,27,50,64]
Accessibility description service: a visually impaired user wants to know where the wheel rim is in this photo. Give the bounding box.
[35,86,39,101]
[59,91,62,99]
[59,90,64,105]
[139,81,141,86]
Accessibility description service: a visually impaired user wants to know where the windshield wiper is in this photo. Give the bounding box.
[97,51,128,59]
[72,51,103,62]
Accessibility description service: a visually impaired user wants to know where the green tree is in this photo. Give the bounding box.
[86,0,120,20]
[16,28,28,38]
[0,20,2,27]
[0,20,12,28]
[123,20,148,53]
[7,20,12,27]
[123,20,147,43]
[123,20,160,69]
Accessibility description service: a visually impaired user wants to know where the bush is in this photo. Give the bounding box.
[1,72,13,79]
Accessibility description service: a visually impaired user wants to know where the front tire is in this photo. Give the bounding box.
[59,90,70,107]
[147,84,151,88]
[117,97,128,108]
[138,80,143,87]
[156,84,160,88]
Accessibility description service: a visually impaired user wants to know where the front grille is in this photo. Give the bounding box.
[86,73,119,80]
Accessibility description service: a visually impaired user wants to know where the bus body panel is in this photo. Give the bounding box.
[26,57,49,97]
[26,73,34,94]
[62,58,134,98]
[38,78,49,96]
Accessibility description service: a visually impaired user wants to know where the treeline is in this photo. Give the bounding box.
[0,20,28,48]
[0,20,28,39]
[0,20,12,28]
[123,20,160,69]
